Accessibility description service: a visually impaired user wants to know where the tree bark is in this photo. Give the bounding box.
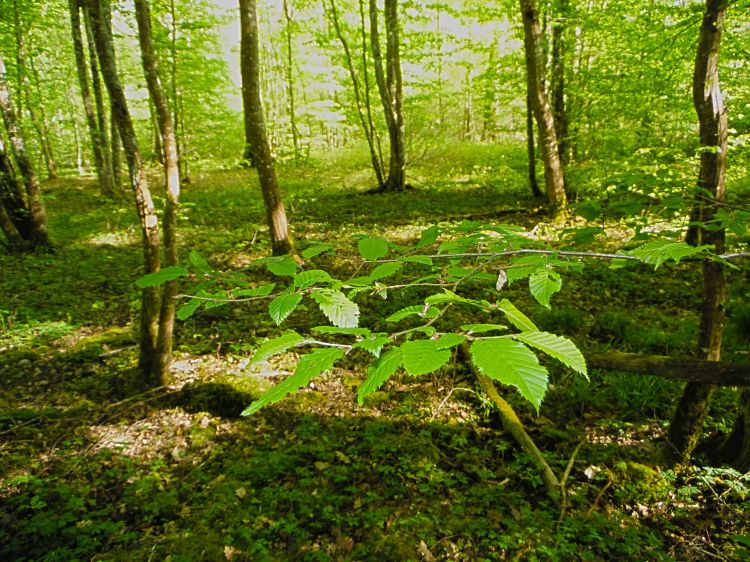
[666,0,729,466]
[282,0,301,162]
[85,0,162,385]
[134,0,181,387]
[520,0,567,214]
[68,0,115,198]
[326,0,385,188]
[238,0,294,256]
[369,0,406,193]
[526,90,543,198]
[550,0,568,167]
[586,351,750,386]
[0,128,34,240]
[0,56,50,249]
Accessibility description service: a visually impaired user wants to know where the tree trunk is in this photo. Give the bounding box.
[550,0,568,167]
[0,56,51,249]
[520,0,567,214]
[282,0,301,162]
[326,0,385,188]
[0,193,24,250]
[665,0,728,466]
[0,129,34,240]
[68,0,115,198]
[83,3,114,189]
[134,0,181,387]
[527,90,543,198]
[110,104,122,191]
[85,0,162,385]
[369,0,406,193]
[238,0,294,256]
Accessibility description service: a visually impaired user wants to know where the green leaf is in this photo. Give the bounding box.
[425,290,482,308]
[435,333,466,350]
[311,290,360,328]
[268,293,302,325]
[369,262,402,281]
[387,305,424,323]
[295,269,334,289]
[470,339,549,411]
[400,340,451,376]
[301,243,334,259]
[505,255,547,284]
[626,240,712,268]
[251,331,306,365]
[135,266,189,288]
[461,323,507,334]
[355,335,391,356]
[312,326,371,336]
[243,348,344,415]
[514,331,587,378]
[358,236,390,261]
[529,270,562,309]
[176,298,201,320]
[415,225,440,249]
[232,283,275,298]
[400,255,433,266]
[358,348,402,405]
[264,256,299,277]
[188,250,212,273]
[498,299,538,331]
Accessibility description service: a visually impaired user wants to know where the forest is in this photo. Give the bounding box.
[1,0,749,559]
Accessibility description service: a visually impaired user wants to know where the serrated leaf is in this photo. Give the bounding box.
[295,269,334,289]
[269,293,302,325]
[355,335,391,356]
[461,323,507,334]
[386,305,424,323]
[470,339,549,411]
[301,243,334,259]
[529,270,562,309]
[498,299,538,331]
[358,348,402,405]
[425,290,482,308]
[626,240,711,268]
[243,348,344,415]
[514,331,587,378]
[400,255,433,266]
[358,236,390,260]
[400,340,451,376]
[188,250,212,273]
[311,290,360,328]
[251,331,306,365]
[136,266,188,288]
[415,225,440,249]
[233,283,275,298]
[505,255,547,284]
[264,255,299,276]
[370,262,402,281]
[176,298,201,320]
[435,333,466,350]
[312,326,371,336]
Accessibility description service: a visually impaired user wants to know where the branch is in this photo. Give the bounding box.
[587,350,750,386]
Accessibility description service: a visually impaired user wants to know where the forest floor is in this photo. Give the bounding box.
[1,144,750,561]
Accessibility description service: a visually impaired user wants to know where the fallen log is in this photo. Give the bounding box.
[586,351,750,387]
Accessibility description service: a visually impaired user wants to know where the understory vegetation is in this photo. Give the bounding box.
[1,145,749,560]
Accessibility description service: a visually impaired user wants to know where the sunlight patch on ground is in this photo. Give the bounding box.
[82,230,139,248]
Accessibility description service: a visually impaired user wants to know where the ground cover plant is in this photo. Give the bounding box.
[1,0,750,560]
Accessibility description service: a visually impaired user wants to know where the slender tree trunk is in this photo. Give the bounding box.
[520,0,567,214]
[110,104,122,191]
[527,91,543,198]
[134,0,181,387]
[238,0,294,256]
[0,56,50,249]
[665,0,728,466]
[68,0,115,198]
[326,0,384,188]
[85,0,162,384]
[27,59,59,180]
[369,0,406,192]
[282,0,301,162]
[550,0,568,167]
[73,119,86,175]
[83,3,114,184]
